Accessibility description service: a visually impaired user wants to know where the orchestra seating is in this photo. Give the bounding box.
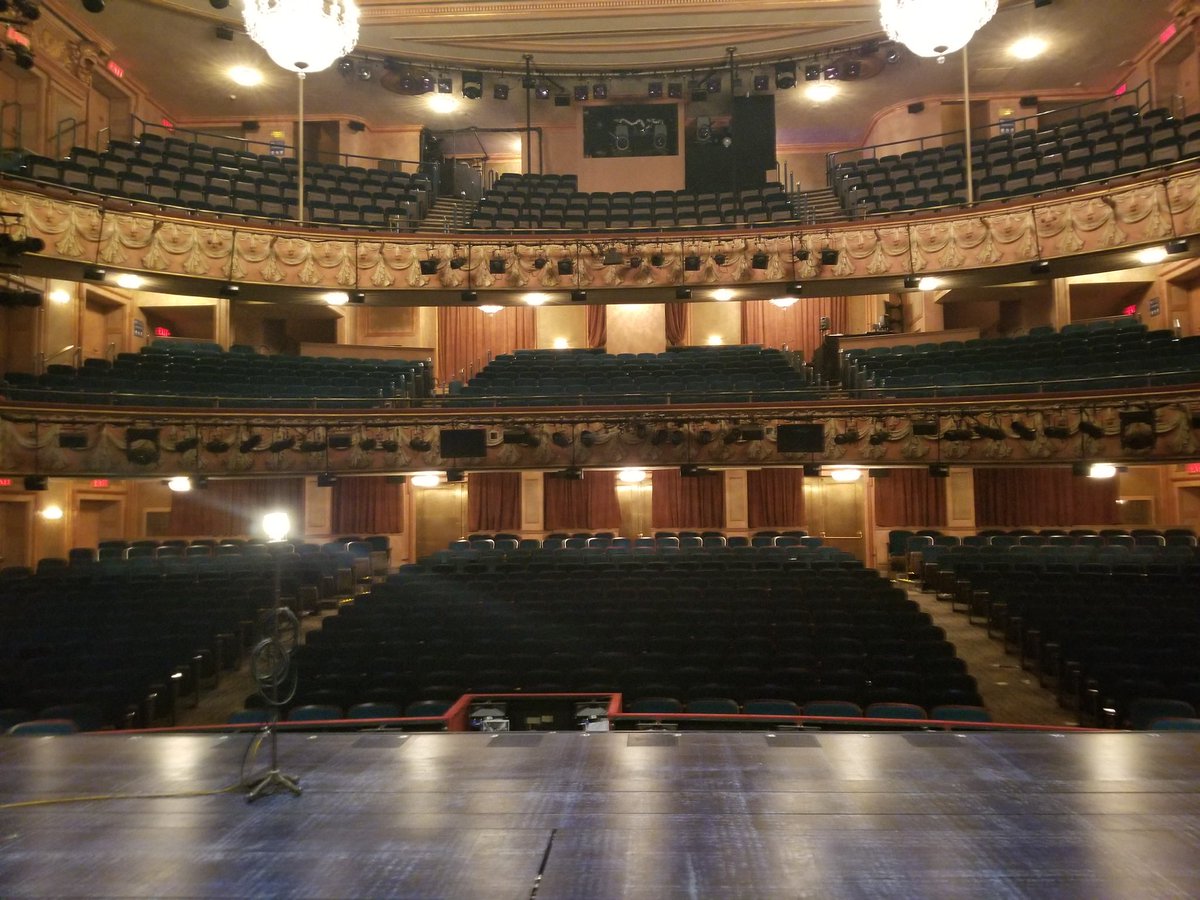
[18,132,433,229]
[832,105,1200,217]
[447,345,819,406]
[843,318,1200,396]
[0,537,382,733]
[287,537,983,720]
[1,339,432,408]
[468,173,795,230]
[925,562,1200,729]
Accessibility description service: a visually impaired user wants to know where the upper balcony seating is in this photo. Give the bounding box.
[1,340,432,408]
[844,317,1200,397]
[446,344,820,406]
[18,133,433,230]
[832,106,1200,218]
[468,173,795,231]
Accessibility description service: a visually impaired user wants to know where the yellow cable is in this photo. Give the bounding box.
[0,729,270,810]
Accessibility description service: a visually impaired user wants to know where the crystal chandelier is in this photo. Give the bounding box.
[879,0,998,58]
[243,0,360,73]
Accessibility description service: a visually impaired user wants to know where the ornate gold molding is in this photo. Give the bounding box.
[5,167,1199,299]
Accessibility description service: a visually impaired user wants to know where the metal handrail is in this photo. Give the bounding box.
[0,100,23,153]
[51,117,83,160]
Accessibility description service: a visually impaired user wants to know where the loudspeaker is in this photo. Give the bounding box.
[58,433,87,450]
[802,464,822,477]
[317,472,338,487]
[776,424,825,453]
[732,94,776,178]
[1019,96,1039,108]
[907,101,925,114]
[929,464,950,478]
[24,475,48,491]
[348,120,366,132]
[696,116,712,142]
[241,120,260,132]
[440,428,487,457]
[328,434,353,451]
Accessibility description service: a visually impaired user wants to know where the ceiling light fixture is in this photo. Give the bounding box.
[828,467,862,483]
[879,0,998,58]
[712,288,734,302]
[411,472,441,488]
[114,273,143,289]
[479,304,503,315]
[1136,246,1169,265]
[229,65,264,86]
[617,468,646,484]
[323,291,350,305]
[770,296,799,308]
[1010,36,1048,60]
[805,80,838,102]
[523,292,549,306]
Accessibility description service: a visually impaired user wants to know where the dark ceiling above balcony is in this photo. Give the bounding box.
[58,0,1179,149]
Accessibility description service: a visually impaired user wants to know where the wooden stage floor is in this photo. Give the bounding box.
[2,730,1199,899]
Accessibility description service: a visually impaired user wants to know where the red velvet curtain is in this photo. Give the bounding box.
[974,468,1119,527]
[874,468,947,527]
[166,477,305,538]
[740,297,847,361]
[543,470,621,530]
[651,468,725,528]
[331,476,404,534]
[436,305,536,385]
[746,468,805,528]
[467,471,522,532]
[665,302,690,347]
[587,305,607,349]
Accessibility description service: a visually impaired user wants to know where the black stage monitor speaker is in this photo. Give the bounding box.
[440,428,488,457]
[776,423,825,453]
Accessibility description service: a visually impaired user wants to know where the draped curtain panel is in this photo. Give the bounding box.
[974,468,1119,527]
[436,305,536,385]
[650,468,725,529]
[874,468,948,527]
[740,297,847,360]
[331,476,404,535]
[167,477,305,538]
[665,302,690,347]
[543,470,622,530]
[467,471,522,532]
[587,304,607,349]
[746,468,805,528]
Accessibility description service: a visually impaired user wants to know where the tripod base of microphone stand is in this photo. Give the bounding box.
[245,767,302,802]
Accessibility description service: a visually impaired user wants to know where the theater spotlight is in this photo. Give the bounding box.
[170,436,200,453]
[494,83,509,100]
[1043,425,1072,441]
[911,419,939,436]
[462,72,483,100]
[833,428,862,445]
[775,62,797,89]
[1010,420,1037,440]
[419,258,439,276]
[1079,419,1106,439]
[551,431,573,448]
[667,83,683,98]
[1119,409,1156,450]
[328,434,354,451]
[579,430,596,447]
[819,249,840,266]
[684,254,701,271]
[204,438,231,454]
[571,289,588,302]
[489,257,507,275]
[445,469,466,483]
[409,437,432,452]
[602,247,624,266]
[557,258,574,275]
[973,423,1007,441]
[437,75,452,93]
[574,85,589,101]
[942,427,974,442]
[82,0,104,11]
[751,251,769,270]
[592,83,608,99]
[381,439,400,453]
[868,429,888,446]
[532,254,548,270]
[268,436,297,453]
[804,64,821,81]
[675,287,691,300]
[300,438,328,453]
[648,82,663,98]
[534,84,551,100]
[239,434,263,453]
[753,74,770,91]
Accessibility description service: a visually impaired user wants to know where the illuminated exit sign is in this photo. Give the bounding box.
[106,60,125,79]
[5,27,30,49]
[91,479,110,488]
